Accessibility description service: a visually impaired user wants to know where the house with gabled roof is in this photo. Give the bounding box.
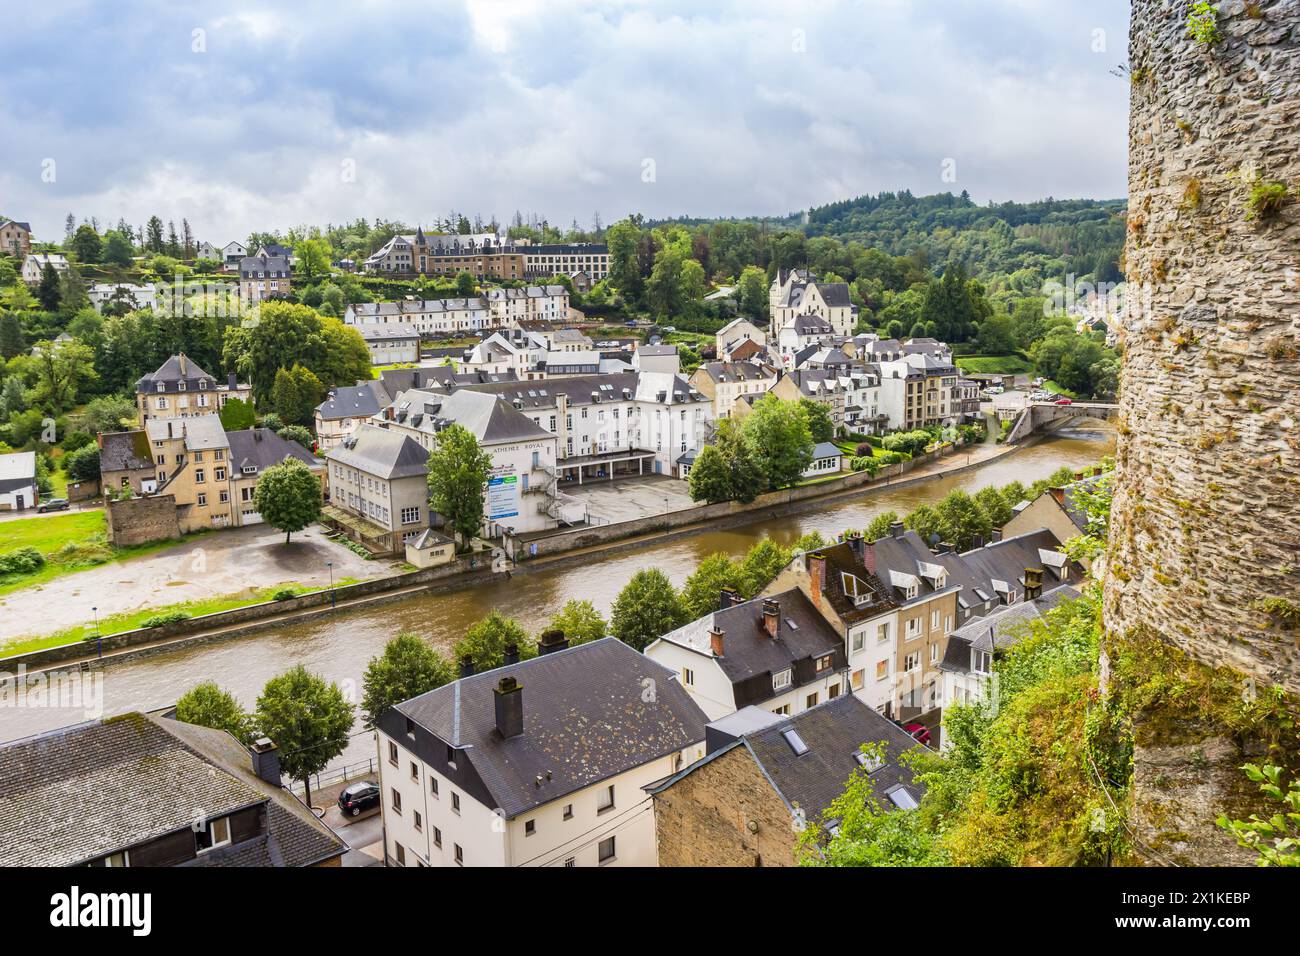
[0,218,32,258]
[376,635,708,867]
[134,352,252,425]
[323,424,430,554]
[21,251,68,284]
[646,694,924,866]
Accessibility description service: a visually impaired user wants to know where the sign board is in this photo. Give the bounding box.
[487,474,519,521]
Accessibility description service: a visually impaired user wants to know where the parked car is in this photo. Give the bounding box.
[1053,397,1074,405]
[903,722,932,745]
[337,781,381,817]
[37,498,70,513]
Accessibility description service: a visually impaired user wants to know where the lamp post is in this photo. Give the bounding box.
[92,606,101,659]
[326,561,335,609]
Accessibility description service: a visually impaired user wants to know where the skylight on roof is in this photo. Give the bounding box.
[886,786,919,810]
[782,729,809,756]
[855,751,885,773]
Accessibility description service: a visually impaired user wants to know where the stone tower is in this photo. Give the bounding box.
[1107,0,1300,692]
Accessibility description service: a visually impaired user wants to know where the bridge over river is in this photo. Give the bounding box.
[1006,401,1118,444]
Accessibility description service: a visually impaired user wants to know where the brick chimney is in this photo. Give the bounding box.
[889,521,905,538]
[537,628,568,656]
[719,587,739,610]
[1048,487,1066,506]
[503,642,520,665]
[808,553,826,612]
[761,599,780,639]
[494,676,523,738]
[458,654,475,678]
[709,624,725,657]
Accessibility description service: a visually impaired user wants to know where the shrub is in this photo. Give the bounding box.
[1187,2,1222,49]
[1246,180,1290,222]
[140,611,190,629]
[854,442,874,457]
[272,587,298,601]
[0,546,46,576]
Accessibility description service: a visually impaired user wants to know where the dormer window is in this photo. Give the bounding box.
[841,572,873,605]
[178,381,186,391]
[772,669,792,691]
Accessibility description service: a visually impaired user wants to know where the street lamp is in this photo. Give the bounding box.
[326,561,336,609]
[92,606,101,659]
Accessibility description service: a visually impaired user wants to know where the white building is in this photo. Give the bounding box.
[0,451,38,512]
[769,269,856,340]
[358,324,421,366]
[715,317,767,359]
[21,252,69,285]
[375,636,708,867]
[88,282,159,313]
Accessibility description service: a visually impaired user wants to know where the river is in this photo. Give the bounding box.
[2,422,1114,762]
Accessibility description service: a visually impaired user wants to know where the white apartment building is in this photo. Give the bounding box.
[375,637,708,867]
[769,269,856,340]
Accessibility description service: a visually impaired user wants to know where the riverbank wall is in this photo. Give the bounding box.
[4,437,1040,675]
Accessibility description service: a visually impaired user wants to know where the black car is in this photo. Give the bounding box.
[37,498,70,513]
[337,781,381,817]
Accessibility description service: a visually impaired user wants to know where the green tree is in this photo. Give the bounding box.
[30,339,97,412]
[295,238,332,280]
[742,394,813,490]
[145,216,165,253]
[611,568,688,650]
[454,271,476,296]
[361,633,454,728]
[219,396,256,431]
[256,665,354,806]
[36,262,61,311]
[80,394,136,435]
[252,457,322,544]
[455,610,532,671]
[426,423,493,551]
[63,442,101,482]
[68,224,102,264]
[606,218,645,303]
[0,312,24,359]
[548,599,607,647]
[736,265,768,321]
[799,398,835,443]
[934,489,994,551]
[973,485,1013,529]
[102,230,135,268]
[175,681,254,745]
[903,504,942,546]
[222,301,370,399]
[277,423,313,449]
[687,444,732,503]
[739,538,793,597]
[680,553,748,618]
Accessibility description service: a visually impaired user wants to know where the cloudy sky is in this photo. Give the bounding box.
[0,0,1130,244]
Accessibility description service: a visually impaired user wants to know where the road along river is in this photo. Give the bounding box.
[0,422,1114,765]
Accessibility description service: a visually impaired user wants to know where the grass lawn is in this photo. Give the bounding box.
[1043,380,1080,399]
[0,577,365,658]
[0,512,210,598]
[956,354,1034,375]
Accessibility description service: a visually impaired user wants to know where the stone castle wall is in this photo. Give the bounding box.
[1106,0,1300,693]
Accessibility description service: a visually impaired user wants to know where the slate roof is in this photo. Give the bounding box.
[135,353,222,394]
[727,338,766,362]
[941,585,1082,674]
[239,254,291,277]
[226,428,319,476]
[791,315,834,335]
[653,589,846,705]
[315,381,386,422]
[811,442,842,460]
[0,450,36,495]
[326,424,428,479]
[0,713,344,867]
[695,360,777,384]
[392,637,708,818]
[388,388,552,444]
[144,413,229,451]
[806,540,899,625]
[0,219,31,232]
[647,695,924,822]
[98,431,153,473]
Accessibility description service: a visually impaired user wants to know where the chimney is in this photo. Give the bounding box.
[709,624,725,657]
[719,587,739,610]
[761,599,780,639]
[493,676,524,738]
[178,353,187,376]
[1024,568,1044,601]
[1048,486,1066,506]
[228,372,237,390]
[889,521,905,538]
[503,642,520,665]
[807,553,826,612]
[459,654,475,678]
[991,529,1003,542]
[846,531,865,561]
[537,628,569,656]
[935,541,953,555]
[250,737,282,787]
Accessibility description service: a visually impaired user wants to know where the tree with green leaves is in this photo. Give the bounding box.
[295,238,332,280]
[934,489,994,551]
[903,504,942,546]
[219,396,256,431]
[175,681,255,745]
[30,338,97,413]
[973,485,1013,529]
[361,633,454,728]
[736,265,768,321]
[252,457,322,544]
[101,230,134,268]
[611,568,688,650]
[68,224,102,264]
[454,271,476,296]
[79,394,136,435]
[456,611,532,672]
[680,553,748,618]
[256,665,354,806]
[426,423,493,551]
[222,301,370,400]
[548,599,607,647]
[799,398,835,443]
[36,262,61,311]
[0,312,24,360]
[277,423,314,449]
[63,442,101,482]
[739,538,793,597]
[687,444,732,504]
[741,394,814,490]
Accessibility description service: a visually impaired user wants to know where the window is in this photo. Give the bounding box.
[451,792,461,814]
[410,761,419,782]
[930,644,939,663]
[433,827,442,848]
[877,622,891,644]
[828,683,841,699]
[388,741,398,765]
[682,668,694,686]
[856,750,885,772]
[563,803,573,820]
[906,618,922,640]
[851,668,865,690]
[814,654,833,673]
[806,692,819,709]
[564,857,576,867]
[195,816,231,853]
[401,506,420,525]
[905,651,920,672]
[851,630,865,653]
[597,784,615,814]
[454,844,463,865]
[391,789,402,814]
[876,660,889,681]
[196,494,207,507]
[394,843,406,866]
[782,728,809,755]
[525,820,536,837]
[413,810,422,832]
[598,836,616,864]
[931,609,940,630]
[772,669,792,691]
[430,777,438,797]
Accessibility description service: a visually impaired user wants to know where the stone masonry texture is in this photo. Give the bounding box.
[1106,0,1300,693]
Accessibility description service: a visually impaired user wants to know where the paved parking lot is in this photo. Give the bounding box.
[567,474,695,524]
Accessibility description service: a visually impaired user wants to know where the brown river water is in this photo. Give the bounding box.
[1,422,1114,765]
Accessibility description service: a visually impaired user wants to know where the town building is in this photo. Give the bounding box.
[88,282,159,313]
[314,381,389,450]
[0,712,345,867]
[688,360,778,419]
[1003,474,1106,564]
[134,353,252,426]
[323,424,431,554]
[98,431,159,497]
[632,344,680,375]
[774,315,837,367]
[0,219,32,258]
[647,695,924,866]
[221,241,248,267]
[0,451,38,512]
[715,317,767,360]
[358,324,420,366]
[21,251,68,284]
[645,589,849,721]
[803,442,844,477]
[769,269,856,340]
[515,242,610,283]
[878,353,961,428]
[375,636,708,867]
[238,253,292,305]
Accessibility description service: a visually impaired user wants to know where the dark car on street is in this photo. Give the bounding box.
[37,498,70,513]
[337,781,381,817]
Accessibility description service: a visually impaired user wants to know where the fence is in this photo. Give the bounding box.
[286,756,379,799]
